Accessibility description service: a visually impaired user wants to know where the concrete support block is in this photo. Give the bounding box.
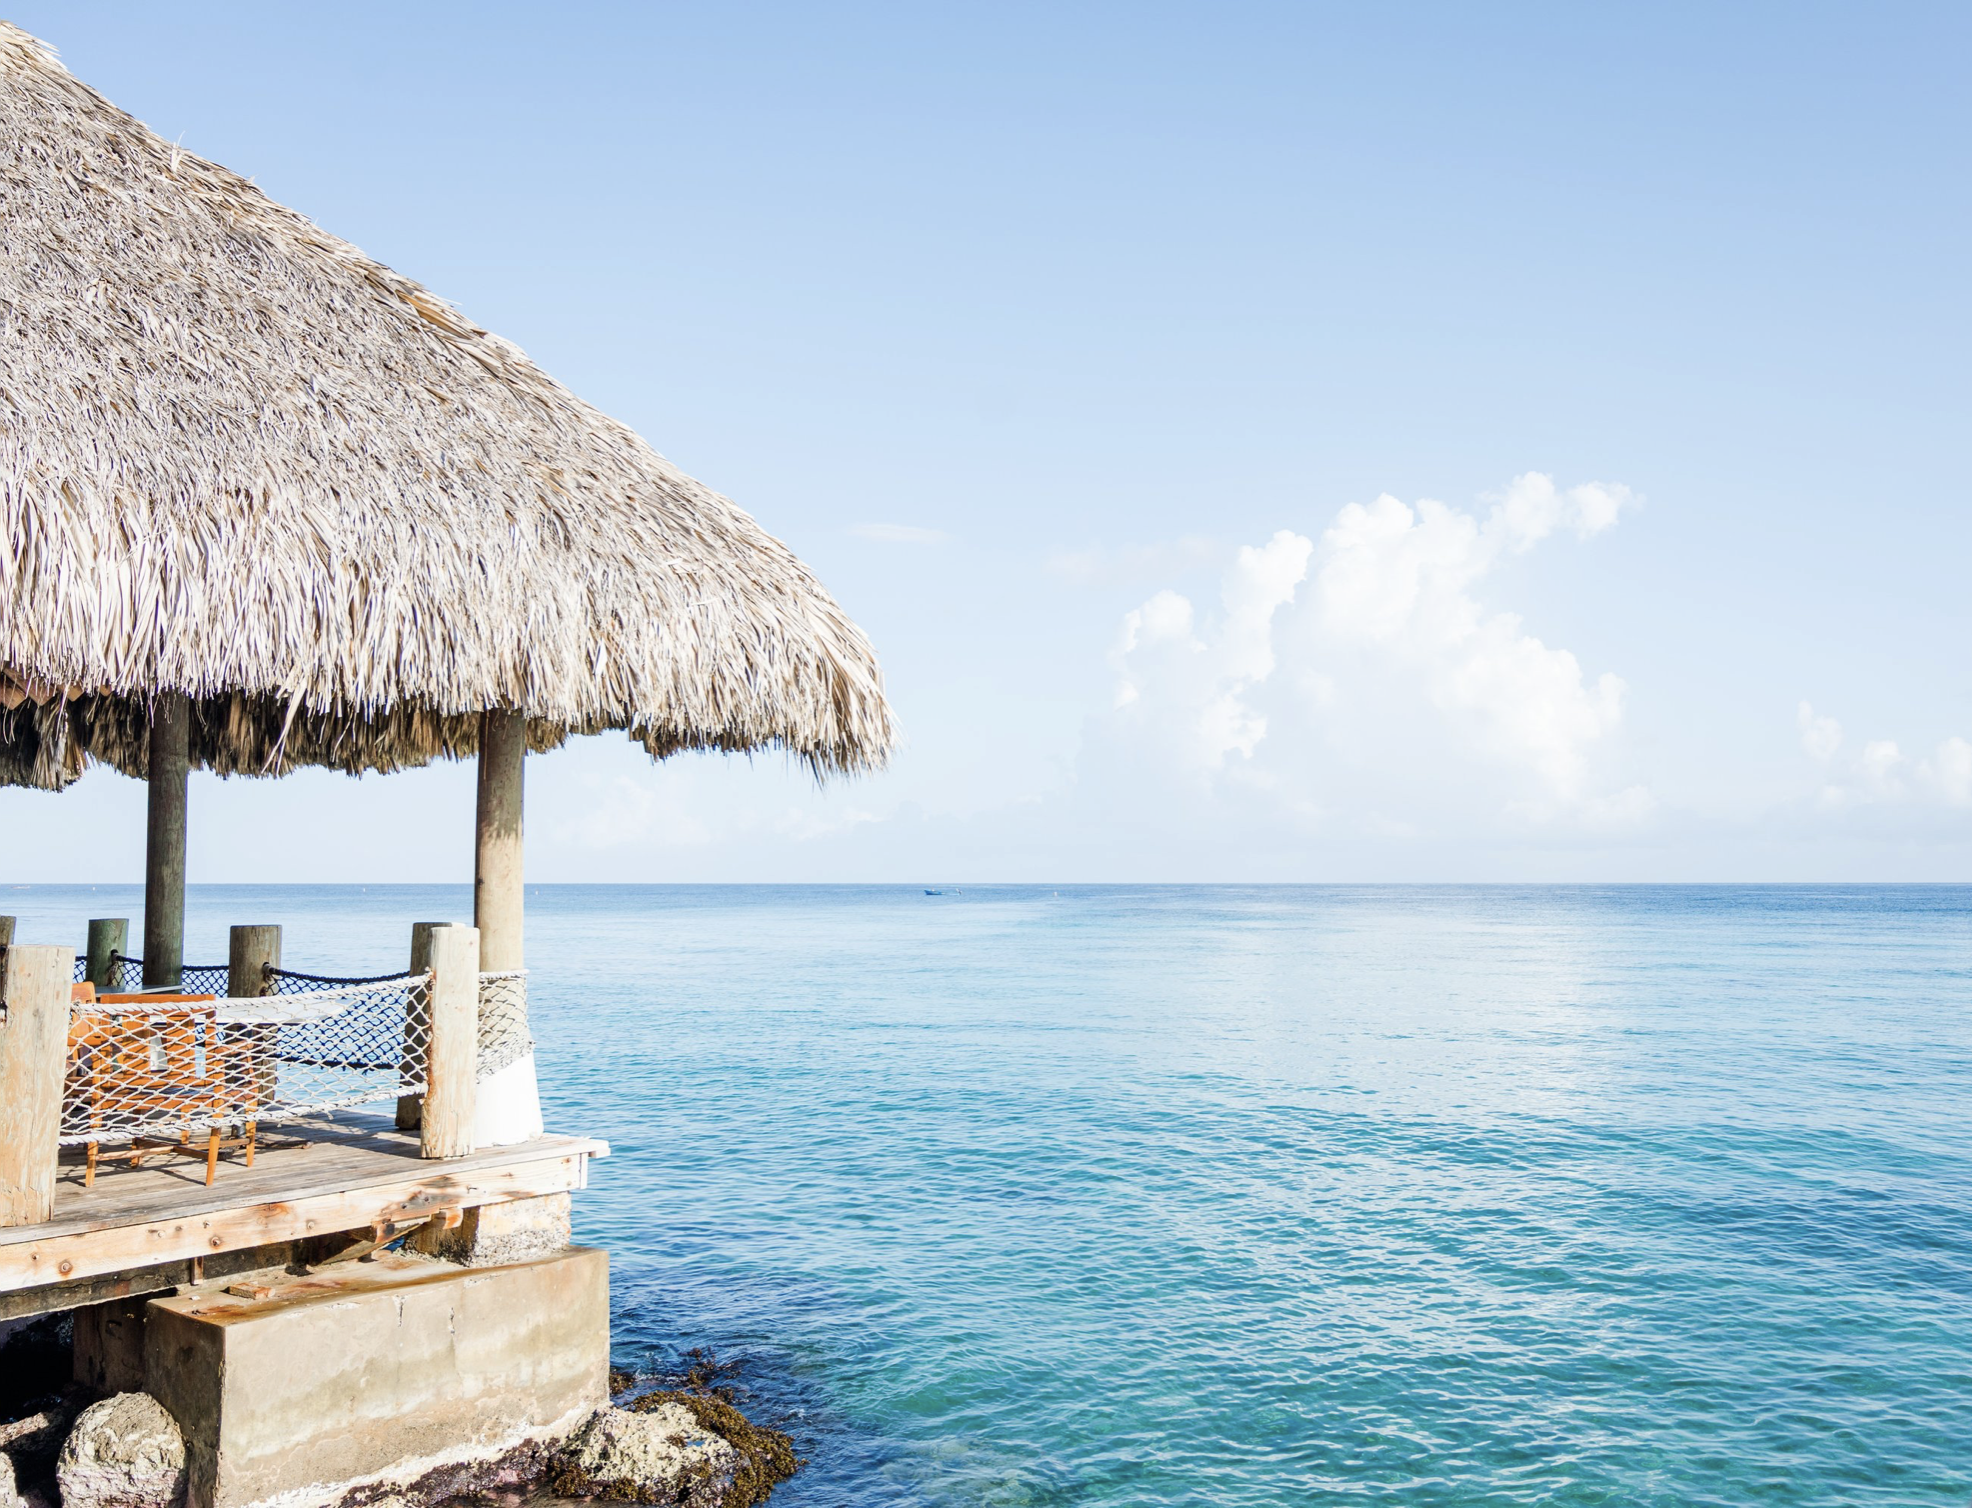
[144,1247,607,1507]
[407,1192,570,1268]
[73,1297,148,1393]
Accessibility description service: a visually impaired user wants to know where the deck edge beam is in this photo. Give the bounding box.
[0,1150,590,1293]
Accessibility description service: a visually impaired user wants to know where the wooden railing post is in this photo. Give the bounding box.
[227,924,281,1000]
[228,925,282,1114]
[396,922,443,1131]
[420,924,479,1160]
[1,944,72,1227]
[86,917,128,994]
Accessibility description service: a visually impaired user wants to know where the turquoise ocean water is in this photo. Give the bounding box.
[5,883,1970,1505]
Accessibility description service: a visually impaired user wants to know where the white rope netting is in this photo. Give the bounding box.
[476,969,533,1079]
[58,970,531,1147]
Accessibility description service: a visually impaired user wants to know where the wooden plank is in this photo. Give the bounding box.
[1,946,71,1226]
[0,1240,301,1323]
[4,1131,605,1244]
[0,1149,591,1291]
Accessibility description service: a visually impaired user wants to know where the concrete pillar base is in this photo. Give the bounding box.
[407,1192,570,1268]
[144,1246,607,1506]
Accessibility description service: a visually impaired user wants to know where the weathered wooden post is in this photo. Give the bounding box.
[420,924,479,1160]
[86,917,128,994]
[396,922,444,1131]
[0,944,72,1227]
[228,925,282,1115]
[473,709,544,1151]
[475,711,525,975]
[144,691,191,990]
[0,915,14,950]
[227,925,281,1000]
[474,710,543,1146]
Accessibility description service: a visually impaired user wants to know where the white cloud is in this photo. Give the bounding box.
[852,523,950,544]
[1103,474,1639,824]
[1798,702,1843,762]
[1486,473,1633,552]
[1934,737,1972,806]
[1861,739,1905,788]
[1111,531,1314,768]
[1791,708,1972,810]
[1313,479,1629,798]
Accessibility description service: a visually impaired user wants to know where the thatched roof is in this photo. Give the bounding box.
[0,22,894,790]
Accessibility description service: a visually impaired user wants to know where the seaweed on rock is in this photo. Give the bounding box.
[627,1391,800,1509]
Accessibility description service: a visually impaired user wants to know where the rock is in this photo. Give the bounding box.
[628,1391,802,1507]
[1,1406,60,1508]
[0,1406,63,1459]
[55,1393,187,1508]
[2,1400,77,1507]
[554,1403,737,1507]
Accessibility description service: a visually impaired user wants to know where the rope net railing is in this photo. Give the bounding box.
[58,969,531,1149]
[478,970,533,1079]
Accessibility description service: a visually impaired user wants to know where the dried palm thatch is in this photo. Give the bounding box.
[0,23,894,791]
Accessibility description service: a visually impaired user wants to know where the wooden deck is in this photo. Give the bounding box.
[0,1112,607,1319]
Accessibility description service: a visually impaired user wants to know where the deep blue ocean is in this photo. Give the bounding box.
[6,883,1971,1505]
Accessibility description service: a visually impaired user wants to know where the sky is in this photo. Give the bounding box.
[3,1,1969,883]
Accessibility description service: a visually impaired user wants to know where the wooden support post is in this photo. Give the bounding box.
[475,710,525,973]
[144,692,191,990]
[396,922,444,1131]
[420,924,479,1160]
[0,945,71,1227]
[472,711,543,1147]
[0,916,14,950]
[86,918,128,994]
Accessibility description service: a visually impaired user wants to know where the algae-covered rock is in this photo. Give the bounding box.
[628,1391,801,1508]
[0,1451,24,1509]
[56,1392,187,1508]
[555,1403,737,1506]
